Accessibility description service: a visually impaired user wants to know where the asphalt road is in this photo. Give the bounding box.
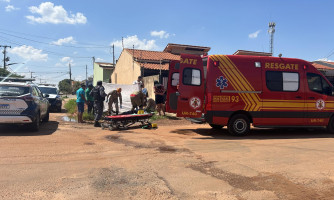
[1,112,334,199]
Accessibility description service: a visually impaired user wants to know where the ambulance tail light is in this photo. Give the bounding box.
[206,93,212,110]
[213,61,219,67]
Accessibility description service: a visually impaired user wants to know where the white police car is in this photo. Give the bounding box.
[38,85,62,112]
[0,82,49,131]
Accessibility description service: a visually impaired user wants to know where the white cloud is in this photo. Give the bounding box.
[1,0,10,2]
[61,57,73,63]
[248,30,261,39]
[5,5,19,12]
[316,58,334,62]
[26,2,87,24]
[150,30,170,39]
[96,58,105,62]
[111,35,157,50]
[8,45,48,61]
[55,63,63,67]
[51,36,76,45]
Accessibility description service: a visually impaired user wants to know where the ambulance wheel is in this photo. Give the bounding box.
[228,114,250,136]
[327,117,334,133]
[209,124,223,129]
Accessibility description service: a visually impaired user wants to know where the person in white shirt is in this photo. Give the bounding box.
[133,76,144,92]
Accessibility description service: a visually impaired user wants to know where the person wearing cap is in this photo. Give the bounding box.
[106,88,122,115]
[76,83,87,123]
[85,83,94,114]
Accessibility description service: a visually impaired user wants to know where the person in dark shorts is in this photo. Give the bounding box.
[76,83,86,123]
[154,81,165,116]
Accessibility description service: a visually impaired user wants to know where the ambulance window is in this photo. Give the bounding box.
[307,73,332,95]
[183,68,201,86]
[266,71,299,92]
[307,73,322,93]
[171,73,179,86]
[283,72,299,91]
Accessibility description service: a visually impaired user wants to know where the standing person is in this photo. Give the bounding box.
[133,76,144,92]
[106,88,122,115]
[76,83,86,123]
[90,81,107,127]
[85,83,94,114]
[154,81,166,116]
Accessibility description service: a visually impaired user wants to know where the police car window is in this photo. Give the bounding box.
[171,73,179,86]
[32,87,38,96]
[266,71,299,92]
[183,68,201,86]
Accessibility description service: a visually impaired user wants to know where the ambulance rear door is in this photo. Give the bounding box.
[166,60,180,113]
[176,54,205,118]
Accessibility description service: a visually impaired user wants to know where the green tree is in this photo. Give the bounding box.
[72,81,81,93]
[58,79,71,94]
[0,68,24,78]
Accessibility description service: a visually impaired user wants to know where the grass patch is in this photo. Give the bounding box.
[83,112,94,121]
[64,99,77,114]
[150,113,168,121]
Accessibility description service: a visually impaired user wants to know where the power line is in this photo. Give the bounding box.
[0,31,110,49]
[0,35,91,59]
[0,27,110,48]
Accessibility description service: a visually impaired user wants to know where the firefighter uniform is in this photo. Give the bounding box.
[107,88,122,115]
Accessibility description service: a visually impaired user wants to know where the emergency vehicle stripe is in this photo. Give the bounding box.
[211,55,252,110]
[214,57,252,110]
[217,55,261,111]
[223,56,262,111]
[216,55,255,111]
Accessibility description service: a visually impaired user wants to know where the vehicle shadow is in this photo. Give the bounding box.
[171,127,334,140]
[0,121,59,136]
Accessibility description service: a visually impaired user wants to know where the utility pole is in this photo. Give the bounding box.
[69,62,72,93]
[268,22,276,55]
[113,44,115,66]
[85,64,88,84]
[0,45,11,70]
[30,71,35,78]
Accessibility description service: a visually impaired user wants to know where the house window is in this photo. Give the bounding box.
[266,71,299,92]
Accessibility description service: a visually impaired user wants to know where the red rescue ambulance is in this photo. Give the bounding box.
[166,54,334,136]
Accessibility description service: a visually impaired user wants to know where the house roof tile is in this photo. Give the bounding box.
[312,61,334,70]
[125,49,180,61]
[139,63,169,70]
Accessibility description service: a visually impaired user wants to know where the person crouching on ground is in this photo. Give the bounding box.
[130,90,145,113]
[145,98,156,113]
[76,83,87,123]
[107,88,122,115]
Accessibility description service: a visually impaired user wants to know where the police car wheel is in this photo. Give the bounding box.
[327,117,334,133]
[209,124,223,129]
[228,114,250,136]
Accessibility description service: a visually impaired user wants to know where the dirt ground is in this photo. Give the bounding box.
[1,111,334,200]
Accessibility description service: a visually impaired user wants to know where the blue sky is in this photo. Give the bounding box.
[0,0,334,85]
